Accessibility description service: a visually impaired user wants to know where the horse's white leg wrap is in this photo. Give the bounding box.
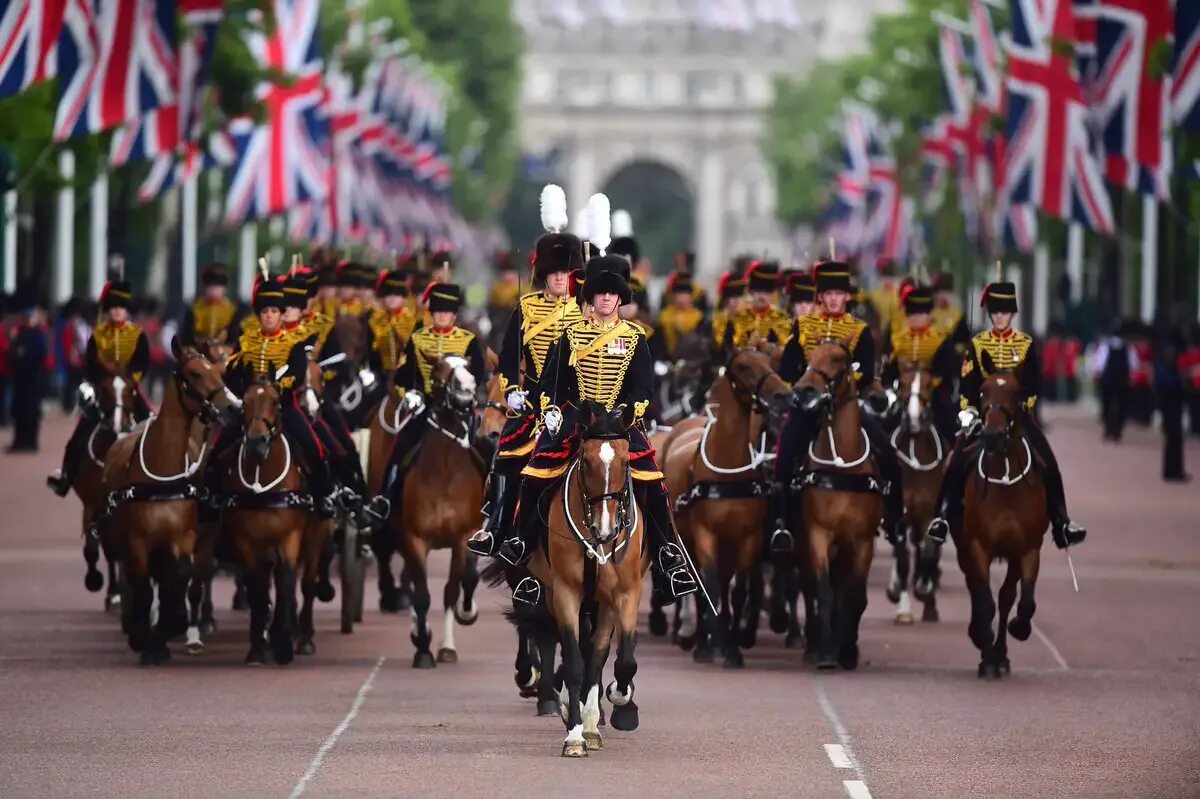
[605,679,633,707]
[679,596,697,638]
[441,606,456,653]
[582,685,600,735]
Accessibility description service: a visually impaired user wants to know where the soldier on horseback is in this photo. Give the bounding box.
[363,281,489,523]
[926,278,1088,550]
[179,263,246,345]
[785,271,816,321]
[771,260,907,552]
[497,245,699,607]
[657,251,709,314]
[710,267,746,354]
[931,271,972,356]
[652,271,708,364]
[880,282,960,439]
[48,274,152,496]
[366,269,417,380]
[468,184,584,557]
[722,261,792,351]
[204,272,340,518]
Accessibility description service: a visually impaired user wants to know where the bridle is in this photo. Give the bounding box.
[243,382,282,452]
[801,339,855,411]
[726,351,783,415]
[426,362,477,448]
[176,352,234,423]
[562,430,637,565]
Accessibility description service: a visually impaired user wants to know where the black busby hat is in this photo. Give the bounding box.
[582,255,633,306]
[376,269,409,298]
[744,260,780,294]
[335,260,357,287]
[100,280,133,310]
[981,281,1018,314]
[534,184,584,280]
[674,251,696,274]
[423,282,463,313]
[786,271,815,304]
[901,283,934,315]
[608,236,639,264]
[356,262,378,289]
[813,260,853,294]
[201,262,229,287]
[932,271,954,292]
[317,266,336,287]
[252,276,286,314]
[282,273,309,309]
[717,270,746,303]
[667,271,694,295]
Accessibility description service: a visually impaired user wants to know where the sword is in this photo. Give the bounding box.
[1065,548,1079,592]
[671,524,718,617]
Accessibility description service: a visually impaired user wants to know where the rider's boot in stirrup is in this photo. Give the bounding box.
[512,576,542,606]
[468,473,509,557]
[644,491,698,605]
[307,462,338,519]
[1043,469,1087,549]
[767,481,794,554]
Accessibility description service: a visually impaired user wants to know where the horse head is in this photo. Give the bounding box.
[478,349,506,443]
[198,330,234,375]
[724,344,792,415]
[576,401,634,543]
[794,337,857,414]
[170,336,241,426]
[896,359,934,434]
[94,359,137,434]
[979,351,1022,453]
[334,314,367,365]
[424,351,477,411]
[242,375,281,463]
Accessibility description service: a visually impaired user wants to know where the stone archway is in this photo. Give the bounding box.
[600,160,694,276]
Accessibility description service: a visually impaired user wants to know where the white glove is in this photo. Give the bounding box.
[77,381,96,406]
[653,361,671,377]
[957,407,980,432]
[506,390,527,412]
[359,369,376,388]
[884,388,898,409]
[403,390,425,414]
[544,407,564,436]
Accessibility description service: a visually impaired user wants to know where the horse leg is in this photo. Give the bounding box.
[437,543,465,664]
[648,594,668,638]
[535,625,560,717]
[606,583,641,731]
[915,536,942,622]
[186,542,212,654]
[83,507,104,593]
[739,550,764,652]
[403,539,435,669]
[270,535,300,666]
[582,607,614,751]
[514,628,538,698]
[768,562,790,634]
[961,541,998,677]
[126,540,152,660]
[553,589,587,758]
[808,528,837,669]
[782,563,803,649]
[724,568,748,669]
[457,551,480,626]
[691,528,720,663]
[232,571,249,612]
[838,540,872,671]
[1007,547,1041,644]
[372,532,399,612]
[676,594,698,651]
[151,551,189,663]
[890,539,914,625]
[239,542,269,666]
[992,559,1020,677]
[296,522,324,656]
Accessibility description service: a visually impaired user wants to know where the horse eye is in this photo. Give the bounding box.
[189,371,201,379]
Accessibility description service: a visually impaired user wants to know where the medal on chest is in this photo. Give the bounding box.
[606,337,628,356]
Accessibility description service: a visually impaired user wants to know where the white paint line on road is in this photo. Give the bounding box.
[288,656,386,799]
[844,779,874,799]
[824,744,853,769]
[1033,624,1070,671]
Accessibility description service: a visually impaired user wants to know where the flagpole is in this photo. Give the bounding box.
[238,223,257,302]
[88,171,108,299]
[181,169,198,303]
[1141,195,1157,323]
[2,188,16,295]
[54,150,75,306]
[1033,241,1050,335]
[1066,222,1084,305]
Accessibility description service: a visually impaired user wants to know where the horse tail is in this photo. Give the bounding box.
[480,558,511,589]
[502,601,557,641]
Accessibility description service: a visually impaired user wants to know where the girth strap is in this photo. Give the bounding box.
[790,469,890,496]
[100,480,200,519]
[674,479,769,513]
[222,490,314,511]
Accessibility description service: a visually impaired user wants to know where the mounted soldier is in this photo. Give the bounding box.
[657,251,709,315]
[48,273,152,496]
[366,269,418,382]
[931,271,972,357]
[179,263,246,345]
[363,281,489,524]
[722,260,791,352]
[652,270,708,364]
[926,275,1088,550]
[771,260,906,553]
[495,195,698,607]
[204,269,339,518]
[880,282,960,439]
[710,267,746,355]
[785,270,816,321]
[468,184,584,557]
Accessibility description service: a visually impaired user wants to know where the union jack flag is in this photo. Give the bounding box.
[1005,0,1114,233]
[1079,0,1174,198]
[135,130,234,202]
[970,0,1004,114]
[54,0,177,141]
[224,0,328,223]
[0,0,64,98]
[1173,0,1200,132]
[919,115,955,211]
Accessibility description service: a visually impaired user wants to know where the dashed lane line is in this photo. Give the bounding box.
[844,779,874,799]
[1033,623,1071,671]
[815,682,875,799]
[288,656,386,799]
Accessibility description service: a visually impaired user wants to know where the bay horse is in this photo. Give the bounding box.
[527,402,648,757]
[387,353,485,668]
[74,361,137,613]
[956,364,1049,678]
[656,329,713,424]
[99,338,240,665]
[885,360,947,624]
[663,345,791,668]
[789,339,885,670]
[219,375,333,664]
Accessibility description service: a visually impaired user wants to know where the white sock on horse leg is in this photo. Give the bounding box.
[582,685,600,734]
[441,606,456,653]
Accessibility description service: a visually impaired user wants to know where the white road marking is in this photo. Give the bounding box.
[824,743,853,769]
[844,779,874,799]
[288,656,386,799]
[1033,624,1070,671]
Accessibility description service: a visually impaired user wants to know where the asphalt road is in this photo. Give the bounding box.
[0,407,1197,799]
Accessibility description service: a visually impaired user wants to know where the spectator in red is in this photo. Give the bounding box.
[1130,323,1154,425]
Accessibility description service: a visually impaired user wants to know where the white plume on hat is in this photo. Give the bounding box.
[539,184,568,234]
[611,209,633,238]
[587,193,611,255]
[571,208,590,238]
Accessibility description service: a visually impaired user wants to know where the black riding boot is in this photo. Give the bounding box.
[47,419,91,496]
[769,406,815,552]
[469,470,517,556]
[926,442,974,543]
[306,461,338,519]
[1024,419,1087,548]
[637,482,699,605]
[499,477,546,567]
[364,461,404,524]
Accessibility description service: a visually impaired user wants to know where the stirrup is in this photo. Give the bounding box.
[498,536,529,566]
[467,528,498,557]
[926,517,949,544]
[1052,521,1087,550]
[364,496,391,523]
[512,576,542,606]
[338,487,363,511]
[315,495,337,519]
[769,526,794,554]
[657,543,687,574]
[669,567,698,598]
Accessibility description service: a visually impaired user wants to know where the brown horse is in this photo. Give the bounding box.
[99,338,239,665]
[956,367,1049,679]
[790,339,885,670]
[388,353,485,668]
[528,402,648,757]
[663,345,791,668]
[886,360,948,624]
[75,362,138,612]
[218,376,333,664]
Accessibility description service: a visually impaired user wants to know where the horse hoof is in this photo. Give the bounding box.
[692,646,713,664]
[723,650,745,669]
[436,647,458,664]
[894,612,915,626]
[273,644,295,666]
[739,629,758,650]
[316,582,336,603]
[609,701,639,732]
[296,639,316,656]
[838,646,860,671]
[598,705,606,728]
[885,584,901,604]
[139,650,157,667]
[454,606,478,627]
[648,610,668,637]
[104,594,122,616]
[561,740,588,758]
[378,591,399,613]
[785,631,805,650]
[921,604,940,623]
[199,619,217,635]
[185,627,203,654]
[537,698,560,717]
[231,590,248,612]
[582,731,603,751]
[768,607,789,635]
[977,661,1002,679]
[677,633,696,652]
[412,651,437,669]
[1007,617,1032,642]
[84,570,104,593]
[998,657,1011,675]
[245,649,267,666]
[816,655,839,671]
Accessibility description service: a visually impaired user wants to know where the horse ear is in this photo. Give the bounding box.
[619,403,636,430]
[170,335,183,362]
[579,401,596,430]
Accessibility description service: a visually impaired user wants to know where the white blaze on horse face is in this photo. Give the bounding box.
[444,355,476,404]
[112,376,126,433]
[906,371,921,431]
[598,441,616,540]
